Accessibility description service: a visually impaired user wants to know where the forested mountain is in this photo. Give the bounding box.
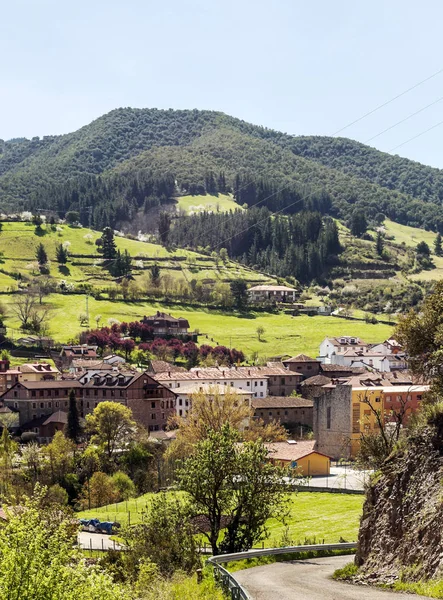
[2,107,443,232]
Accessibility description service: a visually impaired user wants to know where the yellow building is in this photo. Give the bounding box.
[265,440,331,476]
[351,387,384,457]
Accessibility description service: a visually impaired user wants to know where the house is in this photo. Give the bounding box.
[69,359,113,375]
[283,354,321,378]
[79,371,176,432]
[154,367,269,399]
[247,285,298,304]
[60,345,98,366]
[243,365,302,396]
[146,360,186,375]
[103,354,126,367]
[0,360,60,395]
[141,312,191,338]
[20,410,70,444]
[174,383,253,418]
[319,337,369,362]
[0,370,177,438]
[265,440,331,476]
[251,396,313,428]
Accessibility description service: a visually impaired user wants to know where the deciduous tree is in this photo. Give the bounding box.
[86,402,137,460]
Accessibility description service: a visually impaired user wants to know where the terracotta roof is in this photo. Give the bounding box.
[248,285,296,292]
[71,359,113,370]
[300,375,331,387]
[19,363,59,374]
[325,337,367,347]
[284,354,317,363]
[13,381,82,389]
[320,364,365,374]
[156,368,269,382]
[43,410,68,425]
[252,397,313,409]
[149,360,186,374]
[265,440,332,461]
[176,383,253,396]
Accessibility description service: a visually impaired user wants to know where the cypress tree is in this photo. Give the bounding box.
[36,243,48,266]
[65,389,81,443]
[376,231,384,256]
[56,244,68,264]
[435,233,443,256]
[101,227,117,259]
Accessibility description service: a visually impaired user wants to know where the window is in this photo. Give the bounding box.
[254,382,257,387]
[179,409,183,416]
[151,413,156,420]
[120,390,124,397]
[386,395,391,402]
[260,381,263,386]
[260,392,263,397]
[55,390,59,397]
[102,390,107,397]
[40,402,44,409]
[32,414,37,420]
[326,406,331,430]
[31,391,36,397]
[47,402,52,408]
[32,402,36,409]
[375,397,380,403]
[268,411,273,416]
[39,391,44,397]
[247,381,250,386]
[14,391,17,398]
[85,390,90,396]
[94,390,98,396]
[86,402,90,408]
[177,383,180,388]
[281,378,285,385]
[417,395,422,400]
[179,398,182,406]
[284,410,288,416]
[65,401,68,407]
[111,390,115,397]
[151,401,156,409]
[55,402,59,408]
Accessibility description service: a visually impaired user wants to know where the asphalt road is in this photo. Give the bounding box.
[235,555,427,600]
[77,532,121,551]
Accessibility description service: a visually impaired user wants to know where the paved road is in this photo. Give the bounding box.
[78,532,121,551]
[235,555,427,600]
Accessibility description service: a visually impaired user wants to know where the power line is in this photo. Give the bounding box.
[389,118,443,152]
[365,95,443,144]
[332,66,443,136]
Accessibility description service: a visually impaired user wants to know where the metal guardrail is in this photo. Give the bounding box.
[207,542,357,600]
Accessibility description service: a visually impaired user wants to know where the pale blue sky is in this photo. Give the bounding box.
[2,0,443,167]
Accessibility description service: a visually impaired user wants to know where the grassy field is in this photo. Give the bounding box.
[1,294,394,357]
[77,491,363,545]
[383,219,438,248]
[176,193,242,214]
[0,221,275,291]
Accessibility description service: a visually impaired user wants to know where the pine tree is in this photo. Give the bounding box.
[65,389,81,443]
[56,244,68,264]
[376,231,384,256]
[435,233,443,256]
[36,243,48,266]
[350,209,368,238]
[158,212,171,246]
[101,227,117,259]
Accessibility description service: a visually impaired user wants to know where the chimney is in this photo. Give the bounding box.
[248,369,251,376]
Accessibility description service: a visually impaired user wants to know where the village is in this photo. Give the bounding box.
[0,303,426,479]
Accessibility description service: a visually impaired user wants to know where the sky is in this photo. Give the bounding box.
[2,0,443,167]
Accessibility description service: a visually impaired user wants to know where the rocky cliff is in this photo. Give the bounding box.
[355,409,443,584]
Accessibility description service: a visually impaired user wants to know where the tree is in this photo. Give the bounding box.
[65,210,80,224]
[79,471,118,508]
[101,227,117,259]
[85,401,137,460]
[0,489,129,600]
[416,240,431,257]
[43,431,76,484]
[167,387,286,460]
[435,233,443,256]
[123,492,199,576]
[110,471,136,500]
[150,263,161,287]
[12,294,50,333]
[32,276,54,304]
[375,231,384,257]
[230,279,248,311]
[36,242,48,266]
[256,325,265,341]
[65,389,81,443]
[56,243,68,264]
[350,209,367,238]
[179,425,289,555]
[158,212,171,246]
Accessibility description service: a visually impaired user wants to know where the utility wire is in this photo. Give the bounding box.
[332,66,443,136]
[365,95,443,144]
[389,118,443,152]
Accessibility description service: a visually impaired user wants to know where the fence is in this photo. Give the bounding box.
[207,542,358,600]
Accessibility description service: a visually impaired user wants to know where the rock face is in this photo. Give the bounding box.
[356,412,443,584]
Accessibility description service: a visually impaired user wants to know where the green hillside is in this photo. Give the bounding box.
[175,193,242,214]
[2,108,443,233]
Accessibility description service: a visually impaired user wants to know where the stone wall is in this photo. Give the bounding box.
[313,384,352,459]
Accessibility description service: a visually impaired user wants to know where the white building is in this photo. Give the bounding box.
[319,336,369,362]
[174,383,254,417]
[248,285,297,304]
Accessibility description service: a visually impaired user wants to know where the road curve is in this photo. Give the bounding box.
[234,555,427,600]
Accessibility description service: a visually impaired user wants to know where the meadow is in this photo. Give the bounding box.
[2,293,394,357]
[77,491,363,546]
[175,193,242,214]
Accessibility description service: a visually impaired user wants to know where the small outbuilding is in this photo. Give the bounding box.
[265,440,331,476]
